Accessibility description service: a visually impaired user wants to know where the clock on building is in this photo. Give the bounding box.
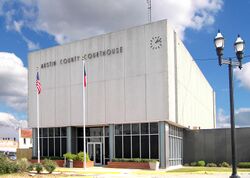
[150,36,163,50]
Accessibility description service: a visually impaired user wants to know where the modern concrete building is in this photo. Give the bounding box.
[28,20,216,168]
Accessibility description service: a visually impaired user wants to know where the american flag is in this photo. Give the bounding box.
[36,72,41,94]
[84,64,87,88]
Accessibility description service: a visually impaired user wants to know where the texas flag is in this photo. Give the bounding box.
[84,63,87,88]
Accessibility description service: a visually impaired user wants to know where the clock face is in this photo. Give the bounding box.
[150,36,162,50]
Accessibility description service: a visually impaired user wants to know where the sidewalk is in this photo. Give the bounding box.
[54,167,250,177]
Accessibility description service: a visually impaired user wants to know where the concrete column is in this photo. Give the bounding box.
[67,127,72,153]
[109,124,114,161]
[159,122,169,168]
[165,123,170,168]
[32,128,37,157]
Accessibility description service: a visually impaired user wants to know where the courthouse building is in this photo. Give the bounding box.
[28,20,216,168]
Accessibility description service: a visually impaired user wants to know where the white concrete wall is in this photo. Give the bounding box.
[28,20,215,129]
[18,138,32,149]
[174,34,215,129]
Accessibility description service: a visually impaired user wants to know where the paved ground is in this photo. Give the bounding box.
[5,168,249,178]
[97,175,249,178]
[96,175,249,178]
[54,167,250,178]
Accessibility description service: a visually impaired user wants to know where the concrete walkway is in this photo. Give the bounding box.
[54,167,250,178]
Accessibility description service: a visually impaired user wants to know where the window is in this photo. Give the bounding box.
[38,127,67,157]
[105,127,109,136]
[132,124,139,134]
[141,123,148,134]
[115,125,122,135]
[123,124,130,135]
[169,125,183,166]
[141,135,149,158]
[23,138,26,144]
[114,123,158,160]
[55,128,60,136]
[150,123,158,134]
[150,135,158,159]
[115,136,122,158]
[123,136,131,158]
[132,136,139,158]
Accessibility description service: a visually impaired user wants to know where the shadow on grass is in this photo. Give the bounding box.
[167,167,250,173]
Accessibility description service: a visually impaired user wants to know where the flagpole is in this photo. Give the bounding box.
[83,61,86,169]
[36,69,40,163]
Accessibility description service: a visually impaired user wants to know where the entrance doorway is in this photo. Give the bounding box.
[87,142,102,165]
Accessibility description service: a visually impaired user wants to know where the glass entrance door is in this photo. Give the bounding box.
[87,142,102,165]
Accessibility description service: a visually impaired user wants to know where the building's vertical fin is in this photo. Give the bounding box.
[174,31,179,124]
[66,127,72,153]
[159,121,169,168]
[109,124,114,161]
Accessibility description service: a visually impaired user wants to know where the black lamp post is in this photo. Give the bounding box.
[214,30,245,178]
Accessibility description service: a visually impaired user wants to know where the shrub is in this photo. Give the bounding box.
[149,159,159,163]
[43,159,57,173]
[63,152,77,161]
[76,152,90,162]
[220,162,230,167]
[184,163,189,166]
[111,158,158,163]
[1,161,19,174]
[34,163,43,173]
[197,160,206,167]
[42,156,64,160]
[206,163,217,167]
[0,153,19,174]
[27,164,34,172]
[238,162,250,168]
[190,162,197,166]
[17,158,29,172]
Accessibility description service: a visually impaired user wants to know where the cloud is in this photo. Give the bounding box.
[0,0,223,44]
[0,52,27,112]
[0,1,39,50]
[0,112,27,129]
[217,108,230,128]
[217,108,250,128]
[235,62,250,90]
[22,35,40,50]
[0,112,28,140]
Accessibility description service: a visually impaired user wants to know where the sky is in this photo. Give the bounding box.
[0,0,250,131]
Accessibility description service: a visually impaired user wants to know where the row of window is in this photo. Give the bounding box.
[34,124,182,166]
[36,137,67,157]
[39,128,67,137]
[34,128,67,157]
[77,127,109,137]
[114,123,159,159]
[169,125,183,166]
[115,123,158,135]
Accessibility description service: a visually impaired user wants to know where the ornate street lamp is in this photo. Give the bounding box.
[214,30,245,178]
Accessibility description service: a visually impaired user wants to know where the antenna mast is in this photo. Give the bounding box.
[147,0,151,23]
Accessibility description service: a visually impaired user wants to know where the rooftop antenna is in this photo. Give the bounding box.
[146,0,151,23]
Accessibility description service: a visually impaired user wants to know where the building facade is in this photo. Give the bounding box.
[18,129,32,149]
[28,20,216,168]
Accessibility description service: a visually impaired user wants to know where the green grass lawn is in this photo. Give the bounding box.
[167,166,250,173]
